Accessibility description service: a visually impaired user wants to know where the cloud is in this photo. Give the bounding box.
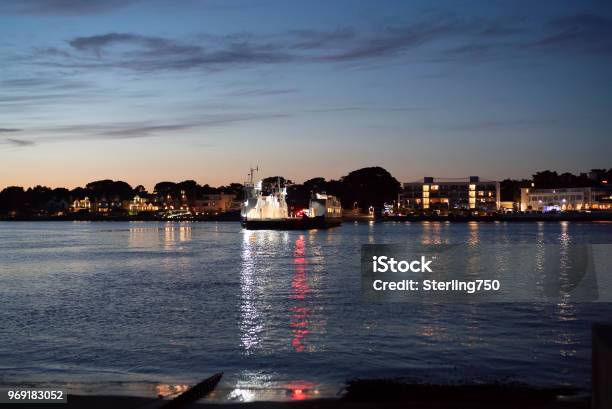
[0,112,289,148]
[314,20,465,62]
[447,119,558,132]
[523,13,612,56]
[68,33,173,57]
[1,77,92,91]
[287,27,358,50]
[18,12,610,78]
[4,138,36,147]
[0,93,103,110]
[58,31,294,71]
[0,0,141,15]
[0,128,32,148]
[227,88,298,97]
[302,106,432,114]
[25,16,521,73]
[446,43,496,56]
[89,113,288,139]
[0,77,98,113]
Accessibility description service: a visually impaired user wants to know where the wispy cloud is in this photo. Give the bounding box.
[19,15,528,73]
[0,127,33,147]
[287,27,358,50]
[523,13,612,56]
[0,0,142,15]
[3,138,36,147]
[302,106,433,114]
[0,112,289,148]
[0,129,35,147]
[68,32,177,57]
[28,12,604,74]
[226,88,298,97]
[0,77,98,113]
[313,20,466,62]
[445,119,558,132]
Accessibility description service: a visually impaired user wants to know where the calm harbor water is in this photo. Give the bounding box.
[1,221,611,401]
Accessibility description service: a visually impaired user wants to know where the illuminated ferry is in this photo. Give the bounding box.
[240,168,342,230]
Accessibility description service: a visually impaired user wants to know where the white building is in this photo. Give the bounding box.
[401,176,500,213]
[70,197,91,212]
[193,193,240,214]
[122,195,159,214]
[520,187,612,212]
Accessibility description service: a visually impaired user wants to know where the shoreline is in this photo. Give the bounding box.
[1,215,611,222]
[5,380,588,409]
[13,394,590,409]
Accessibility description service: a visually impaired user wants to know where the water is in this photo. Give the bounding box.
[0,221,611,401]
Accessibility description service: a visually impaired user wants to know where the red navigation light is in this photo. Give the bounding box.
[285,381,314,400]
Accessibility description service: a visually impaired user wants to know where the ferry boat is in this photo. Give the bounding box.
[240,168,342,230]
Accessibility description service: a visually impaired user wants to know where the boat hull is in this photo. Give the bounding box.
[241,216,341,230]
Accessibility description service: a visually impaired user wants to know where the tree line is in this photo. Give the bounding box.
[0,167,401,216]
[500,168,611,203]
[1,167,610,216]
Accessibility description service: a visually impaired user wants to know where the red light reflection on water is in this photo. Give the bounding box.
[290,235,310,352]
[285,380,316,400]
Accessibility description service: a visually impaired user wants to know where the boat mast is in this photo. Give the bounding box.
[248,166,259,185]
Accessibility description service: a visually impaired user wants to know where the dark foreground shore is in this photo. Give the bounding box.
[10,394,590,409]
[9,382,589,409]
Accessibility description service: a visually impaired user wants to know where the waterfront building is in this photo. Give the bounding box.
[520,187,612,212]
[70,197,91,213]
[122,195,159,214]
[499,201,516,213]
[192,193,240,214]
[400,176,500,213]
[157,190,190,212]
[94,197,123,214]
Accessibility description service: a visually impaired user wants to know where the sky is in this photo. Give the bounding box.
[1,0,611,190]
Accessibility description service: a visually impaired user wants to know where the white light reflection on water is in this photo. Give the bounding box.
[554,222,578,358]
[239,231,263,354]
[534,221,546,295]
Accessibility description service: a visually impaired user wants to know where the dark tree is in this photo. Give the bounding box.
[154,182,177,196]
[24,186,54,211]
[70,187,89,200]
[201,184,218,194]
[218,183,245,200]
[286,177,338,208]
[500,179,531,202]
[0,186,26,214]
[52,188,70,202]
[176,180,201,200]
[324,179,343,198]
[86,180,133,200]
[261,176,292,194]
[532,170,599,188]
[303,177,327,193]
[340,166,400,209]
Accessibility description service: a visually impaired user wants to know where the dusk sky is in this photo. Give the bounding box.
[1,0,611,190]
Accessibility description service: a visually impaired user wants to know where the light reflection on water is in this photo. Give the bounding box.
[240,231,262,354]
[290,235,310,353]
[0,221,611,401]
